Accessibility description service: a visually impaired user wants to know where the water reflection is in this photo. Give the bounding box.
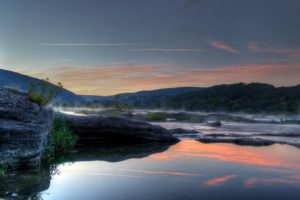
[150,140,300,169]
[205,175,238,186]
[72,142,174,162]
[244,175,300,187]
[1,140,300,200]
[0,168,51,199]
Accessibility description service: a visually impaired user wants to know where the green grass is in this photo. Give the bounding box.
[189,116,205,122]
[28,91,52,106]
[0,167,6,177]
[28,78,62,106]
[42,117,78,164]
[146,112,167,121]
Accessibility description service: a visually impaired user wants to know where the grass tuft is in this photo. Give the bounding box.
[42,117,78,164]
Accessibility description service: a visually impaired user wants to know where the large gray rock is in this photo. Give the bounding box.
[0,88,53,169]
[57,113,179,146]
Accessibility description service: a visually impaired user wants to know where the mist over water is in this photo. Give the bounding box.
[53,107,300,147]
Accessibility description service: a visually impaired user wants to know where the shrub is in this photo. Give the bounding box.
[146,112,167,121]
[189,116,205,122]
[28,78,63,106]
[42,117,78,164]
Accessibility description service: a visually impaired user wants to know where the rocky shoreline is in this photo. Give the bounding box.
[0,88,178,171]
[1,87,300,172]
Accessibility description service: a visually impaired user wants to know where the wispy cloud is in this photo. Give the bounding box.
[210,40,240,54]
[12,62,300,95]
[248,42,300,57]
[269,48,300,57]
[128,48,205,52]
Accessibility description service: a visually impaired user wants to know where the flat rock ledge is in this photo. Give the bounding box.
[197,133,300,148]
[0,88,53,169]
[56,113,179,146]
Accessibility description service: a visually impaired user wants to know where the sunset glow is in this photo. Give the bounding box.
[1,0,300,95]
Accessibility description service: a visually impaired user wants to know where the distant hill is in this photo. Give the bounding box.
[81,87,204,101]
[0,68,83,104]
[2,69,299,113]
[84,82,300,114]
[165,83,300,114]
[80,87,204,107]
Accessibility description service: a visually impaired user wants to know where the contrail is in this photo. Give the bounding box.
[38,43,130,46]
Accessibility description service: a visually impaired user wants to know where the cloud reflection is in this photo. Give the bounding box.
[205,175,237,186]
[244,175,300,187]
[150,140,300,170]
[119,168,201,176]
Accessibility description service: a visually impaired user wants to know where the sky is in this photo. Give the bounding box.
[1,0,300,95]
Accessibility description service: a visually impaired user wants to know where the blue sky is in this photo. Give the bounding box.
[1,0,300,95]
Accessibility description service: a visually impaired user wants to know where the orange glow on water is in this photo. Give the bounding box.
[150,140,300,170]
[205,175,237,186]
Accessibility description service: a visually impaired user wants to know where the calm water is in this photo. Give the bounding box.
[1,123,300,200]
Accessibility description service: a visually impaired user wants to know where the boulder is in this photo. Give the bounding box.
[56,113,179,146]
[206,121,222,127]
[0,88,53,169]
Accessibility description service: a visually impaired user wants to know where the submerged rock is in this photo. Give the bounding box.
[57,113,179,146]
[169,128,199,134]
[0,88,53,169]
[206,121,222,127]
[198,136,275,146]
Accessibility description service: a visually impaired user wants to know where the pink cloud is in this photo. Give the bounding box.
[11,62,300,95]
[210,40,240,54]
[248,42,300,57]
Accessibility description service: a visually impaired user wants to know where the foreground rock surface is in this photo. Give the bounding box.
[0,88,53,169]
[57,113,179,146]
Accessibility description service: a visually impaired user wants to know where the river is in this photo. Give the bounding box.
[1,121,300,200]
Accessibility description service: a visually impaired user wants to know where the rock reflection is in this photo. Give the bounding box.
[0,142,175,199]
[0,168,50,199]
[72,142,175,162]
